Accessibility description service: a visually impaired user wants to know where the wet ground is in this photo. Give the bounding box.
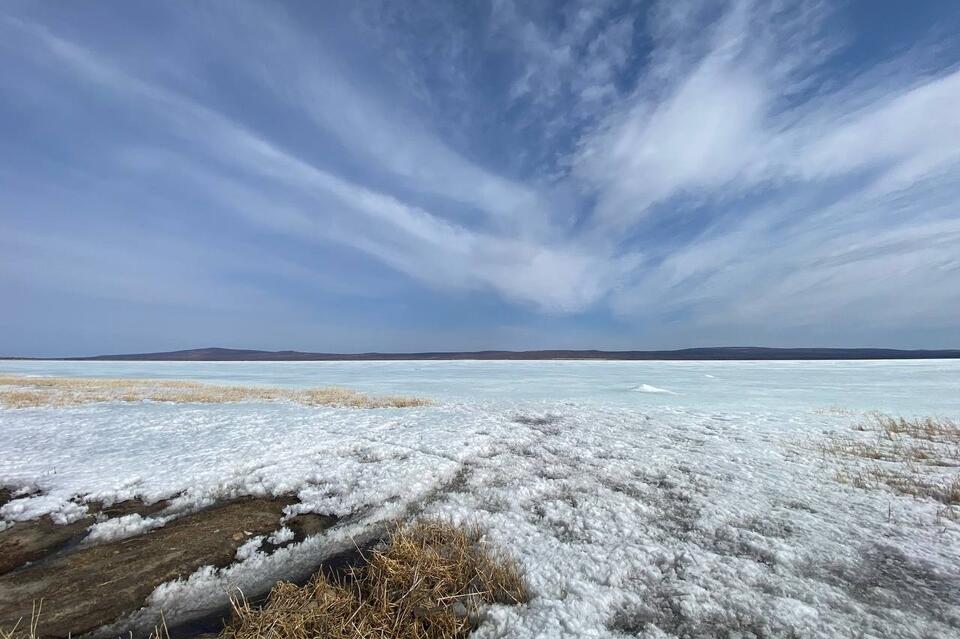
[0,492,337,637]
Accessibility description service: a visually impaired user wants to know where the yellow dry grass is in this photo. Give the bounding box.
[860,412,960,445]
[816,413,960,516]
[0,375,431,409]
[818,413,960,467]
[0,601,41,639]
[1,601,171,639]
[222,519,527,639]
[834,466,960,505]
[1,521,523,639]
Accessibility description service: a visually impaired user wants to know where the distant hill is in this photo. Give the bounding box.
[10,346,959,361]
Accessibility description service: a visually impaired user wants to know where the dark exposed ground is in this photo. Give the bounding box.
[6,346,960,361]
[0,515,95,575]
[0,495,337,638]
[0,498,179,574]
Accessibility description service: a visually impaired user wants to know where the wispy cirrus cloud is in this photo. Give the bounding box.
[3,9,627,314]
[561,0,960,340]
[1,0,959,353]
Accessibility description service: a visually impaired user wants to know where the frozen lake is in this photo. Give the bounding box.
[2,360,959,637]
[4,358,959,414]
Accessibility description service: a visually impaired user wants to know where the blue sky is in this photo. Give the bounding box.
[2,0,959,356]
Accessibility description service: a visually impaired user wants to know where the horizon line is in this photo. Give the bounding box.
[4,345,960,362]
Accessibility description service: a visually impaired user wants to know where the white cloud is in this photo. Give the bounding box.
[556,0,960,336]
[197,2,553,236]
[790,70,960,189]
[576,57,770,226]
[573,0,960,232]
[7,15,625,313]
[3,0,959,342]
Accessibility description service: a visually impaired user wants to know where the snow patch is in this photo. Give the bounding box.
[632,383,676,394]
[84,514,169,545]
[236,535,266,561]
[3,360,959,639]
[267,526,295,545]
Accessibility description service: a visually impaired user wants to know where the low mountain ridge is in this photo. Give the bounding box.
[14,346,960,361]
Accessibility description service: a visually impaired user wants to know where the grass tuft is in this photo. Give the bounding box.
[865,412,960,444]
[0,521,522,639]
[0,600,41,639]
[222,519,527,639]
[0,375,431,410]
[817,412,960,516]
[1,601,171,639]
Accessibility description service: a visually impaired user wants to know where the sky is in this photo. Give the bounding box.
[2,0,960,357]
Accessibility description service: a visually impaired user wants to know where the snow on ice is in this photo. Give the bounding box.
[1,360,959,637]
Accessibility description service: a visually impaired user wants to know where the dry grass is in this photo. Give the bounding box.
[222,519,527,639]
[817,413,960,515]
[0,375,431,409]
[0,601,171,639]
[834,466,960,505]
[814,405,858,416]
[0,520,522,638]
[817,413,960,467]
[0,601,41,639]
[860,412,960,445]
[816,438,942,465]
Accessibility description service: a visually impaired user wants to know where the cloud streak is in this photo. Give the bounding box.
[2,0,959,352]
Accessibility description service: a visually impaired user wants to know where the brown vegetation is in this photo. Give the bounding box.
[0,497,301,637]
[0,375,431,409]
[0,602,171,639]
[0,601,40,639]
[817,413,960,515]
[1,519,525,639]
[222,519,527,639]
[859,413,960,445]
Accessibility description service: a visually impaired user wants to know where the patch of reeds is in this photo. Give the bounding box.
[0,375,431,409]
[860,412,960,445]
[221,519,527,639]
[816,438,942,465]
[834,466,960,505]
[816,412,960,516]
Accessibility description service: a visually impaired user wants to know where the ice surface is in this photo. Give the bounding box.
[632,384,675,394]
[1,360,959,638]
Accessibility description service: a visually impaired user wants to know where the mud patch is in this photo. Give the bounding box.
[0,497,180,575]
[0,496,300,637]
[0,515,94,575]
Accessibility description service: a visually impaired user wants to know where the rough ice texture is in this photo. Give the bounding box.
[267,526,295,546]
[1,360,959,638]
[83,514,170,545]
[632,383,676,394]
